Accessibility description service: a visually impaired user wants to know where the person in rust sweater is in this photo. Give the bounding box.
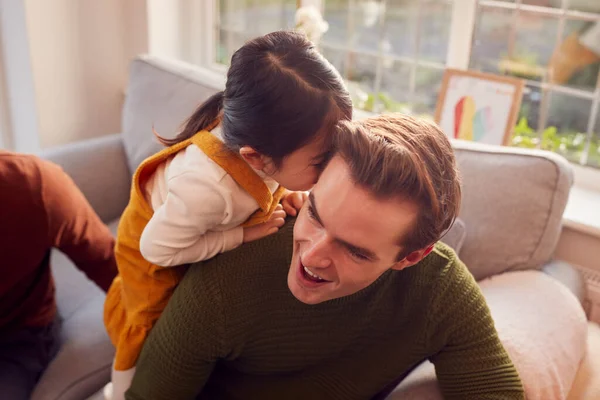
[0,151,118,400]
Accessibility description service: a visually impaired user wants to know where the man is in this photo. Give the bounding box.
[127,114,525,399]
[0,151,118,399]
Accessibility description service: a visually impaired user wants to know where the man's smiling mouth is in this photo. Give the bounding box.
[298,258,331,286]
[303,265,325,282]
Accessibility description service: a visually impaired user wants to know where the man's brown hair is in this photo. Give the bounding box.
[333,113,462,258]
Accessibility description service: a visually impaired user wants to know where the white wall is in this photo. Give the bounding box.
[22,0,148,148]
[0,0,40,152]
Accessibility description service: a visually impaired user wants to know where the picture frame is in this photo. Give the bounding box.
[434,68,525,146]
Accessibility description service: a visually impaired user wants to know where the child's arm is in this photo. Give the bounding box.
[140,171,242,267]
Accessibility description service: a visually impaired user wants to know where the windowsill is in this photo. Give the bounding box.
[563,186,600,239]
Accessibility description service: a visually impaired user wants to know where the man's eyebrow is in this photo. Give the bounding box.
[337,238,378,261]
[307,192,379,261]
[308,192,324,225]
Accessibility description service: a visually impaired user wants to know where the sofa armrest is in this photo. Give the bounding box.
[542,260,587,305]
[40,134,130,223]
[386,270,587,400]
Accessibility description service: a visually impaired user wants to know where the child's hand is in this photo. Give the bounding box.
[243,205,286,243]
[281,191,308,217]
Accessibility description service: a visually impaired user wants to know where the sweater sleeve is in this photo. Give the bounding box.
[426,254,525,400]
[40,159,117,291]
[140,170,244,267]
[126,262,227,400]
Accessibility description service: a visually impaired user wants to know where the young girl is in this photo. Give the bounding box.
[103,31,352,400]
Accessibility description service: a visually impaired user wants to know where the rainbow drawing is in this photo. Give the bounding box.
[473,106,492,142]
[454,96,492,141]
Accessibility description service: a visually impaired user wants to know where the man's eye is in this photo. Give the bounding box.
[348,248,369,261]
[307,206,318,221]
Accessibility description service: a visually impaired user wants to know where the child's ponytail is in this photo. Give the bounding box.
[155,91,224,146]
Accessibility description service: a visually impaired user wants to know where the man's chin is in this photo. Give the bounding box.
[287,283,326,305]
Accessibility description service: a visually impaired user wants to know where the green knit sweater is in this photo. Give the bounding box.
[127,221,524,400]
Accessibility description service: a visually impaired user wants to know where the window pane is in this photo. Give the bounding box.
[323,0,384,53]
[217,29,246,65]
[217,0,296,64]
[512,85,543,149]
[219,0,248,30]
[240,0,296,34]
[548,92,591,134]
[377,0,452,63]
[414,66,444,116]
[380,1,418,59]
[586,108,600,167]
[322,1,350,48]
[521,0,559,8]
[550,19,600,91]
[321,45,346,77]
[379,60,413,112]
[544,92,592,163]
[416,1,452,63]
[247,0,296,34]
[362,62,444,117]
[568,0,600,13]
[322,0,451,113]
[471,8,559,83]
[512,12,558,80]
[511,88,594,164]
[343,53,378,112]
[470,7,513,74]
[518,0,597,10]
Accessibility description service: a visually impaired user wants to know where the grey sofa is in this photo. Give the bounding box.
[31,55,588,400]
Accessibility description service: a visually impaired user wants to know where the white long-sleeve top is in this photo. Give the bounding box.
[140,127,279,267]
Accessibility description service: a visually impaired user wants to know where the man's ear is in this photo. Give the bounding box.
[390,244,435,271]
[239,146,270,171]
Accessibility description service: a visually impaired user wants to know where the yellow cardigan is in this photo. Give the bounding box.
[104,129,285,370]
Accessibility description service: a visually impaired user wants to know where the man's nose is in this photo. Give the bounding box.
[303,235,332,269]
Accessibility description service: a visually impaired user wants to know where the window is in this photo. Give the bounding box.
[216,1,297,65]
[470,1,600,167]
[320,0,452,118]
[212,0,600,169]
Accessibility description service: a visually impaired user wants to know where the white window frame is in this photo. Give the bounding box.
[189,0,599,189]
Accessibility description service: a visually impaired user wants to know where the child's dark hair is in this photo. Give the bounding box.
[157,31,352,166]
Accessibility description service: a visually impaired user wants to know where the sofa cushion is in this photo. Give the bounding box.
[32,218,120,400]
[452,140,573,280]
[386,270,587,399]
[121,55,226,173]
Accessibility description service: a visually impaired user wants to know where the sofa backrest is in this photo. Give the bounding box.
[452,140,573,280]
[121,55,225,174]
